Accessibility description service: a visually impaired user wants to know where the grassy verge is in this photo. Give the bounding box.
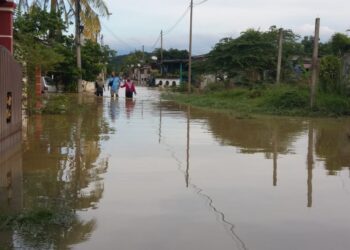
[26,94,88,115]
[163,84,350,117]
[0,208,75,231]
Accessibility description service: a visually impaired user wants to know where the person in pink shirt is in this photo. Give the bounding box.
[121,78,137,98]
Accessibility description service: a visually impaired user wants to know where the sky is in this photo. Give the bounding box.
[100,0,350,55]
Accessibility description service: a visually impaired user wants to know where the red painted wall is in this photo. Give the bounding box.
[0,1,16,53]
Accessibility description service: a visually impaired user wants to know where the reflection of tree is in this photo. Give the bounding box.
[16,95,111,248]
[159,103,305,156]
[202,113,304,156]
[314,120,350,175]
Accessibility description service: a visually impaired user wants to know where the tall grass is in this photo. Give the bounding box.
[164,83,350,117]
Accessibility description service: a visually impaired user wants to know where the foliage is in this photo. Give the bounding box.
[17,0,110,41]
[153,48,189,60]
[14,6,66,72]
[319,55,342,93]
[164,84,350,117]
[330,33,350,56]
[81,40,113,81]
[315,92,350,116]
[207,27,301,83]
[263,85,309,109]
[14,6,116,93]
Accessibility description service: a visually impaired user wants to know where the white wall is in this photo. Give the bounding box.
[155,78,181,87]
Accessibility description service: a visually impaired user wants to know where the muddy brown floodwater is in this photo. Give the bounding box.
[1,87,350,250]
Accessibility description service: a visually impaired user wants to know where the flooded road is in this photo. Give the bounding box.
[1,87,350,250]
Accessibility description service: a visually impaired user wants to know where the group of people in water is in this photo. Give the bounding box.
[95,72,137,98]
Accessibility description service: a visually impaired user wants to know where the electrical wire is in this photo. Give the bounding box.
[163,5,191,35]
[194,0,209,6]
[101,21,134,50]
[150,33,161,51]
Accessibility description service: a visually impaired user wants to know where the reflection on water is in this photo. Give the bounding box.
[1,95,112,249]
[1,89,350,250]
[164,105,248,250]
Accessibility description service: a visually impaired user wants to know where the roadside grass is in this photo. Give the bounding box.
[0,208,75,231]
[164,84,350,117]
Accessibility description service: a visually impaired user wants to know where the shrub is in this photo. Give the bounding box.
[316,93,350,115]
[265,86,309,109]
[319,55,341,93]
[204,82,226,92]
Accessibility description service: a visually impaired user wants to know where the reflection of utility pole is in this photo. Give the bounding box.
[186,106,190,188]
[307,122,314,208]
[276,28,283,84]
[160,30,163,76]
[273,129,278,186]
[75,0,83,93]
[188,0,193,93]
[158,97,162,144]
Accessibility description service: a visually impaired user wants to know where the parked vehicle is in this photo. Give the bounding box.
[41,76,57,93]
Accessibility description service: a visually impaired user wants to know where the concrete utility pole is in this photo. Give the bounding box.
[276,28,283,84]
[310,18,320,108]
[75,0,82,93]
[160,30,163,75]
[188,0,193,93]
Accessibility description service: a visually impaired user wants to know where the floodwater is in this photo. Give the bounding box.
[1,87,350,250]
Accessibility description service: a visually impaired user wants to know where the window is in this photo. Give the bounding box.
[6,92,12,123]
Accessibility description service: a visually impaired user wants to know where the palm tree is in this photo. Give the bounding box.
[16,0,109,41]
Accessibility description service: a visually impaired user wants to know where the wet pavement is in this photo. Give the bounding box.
[1,87,350,250]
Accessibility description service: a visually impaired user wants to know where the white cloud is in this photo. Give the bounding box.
[102,0,350,55]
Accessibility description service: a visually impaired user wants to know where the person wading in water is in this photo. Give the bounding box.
[108,72,122,98]
[120,78,137,98]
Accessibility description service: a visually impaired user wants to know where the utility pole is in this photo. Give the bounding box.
[188,0,193,94]
[100,34,104,46]
[310,18,320,108]
[142,45,145,62]
[160,30,163,76]
[75,0,82,93]
[276,28,283,84]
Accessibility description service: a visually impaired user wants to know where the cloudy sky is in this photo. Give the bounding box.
[101,0,350,55]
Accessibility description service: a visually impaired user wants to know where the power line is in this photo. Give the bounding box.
[150,33,161,51]
[163,5,191,35]
[101,21,134,50]
[194,0,208,6]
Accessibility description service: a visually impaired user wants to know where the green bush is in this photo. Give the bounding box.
[204,82,226,92]
[316,93,350,115]
[319,55,341,93]
[265,86,309,109]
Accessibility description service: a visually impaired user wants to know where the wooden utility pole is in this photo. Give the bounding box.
[310,18,320,108]
[75,0,82,92]
[142,45,145,62]
[276,28,283,84]
[188,0,193,93]
[160,30,163,75]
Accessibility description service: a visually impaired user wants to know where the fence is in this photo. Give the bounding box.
[0,45,22,155]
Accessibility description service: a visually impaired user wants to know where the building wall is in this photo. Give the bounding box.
[155,78,181,87]
[0,46,22,154]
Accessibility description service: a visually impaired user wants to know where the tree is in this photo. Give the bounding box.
[14,6,66,83]
[330,33,350,56]
[207,27,302,84]
[319,55,342,93]
[16,0,110,41]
